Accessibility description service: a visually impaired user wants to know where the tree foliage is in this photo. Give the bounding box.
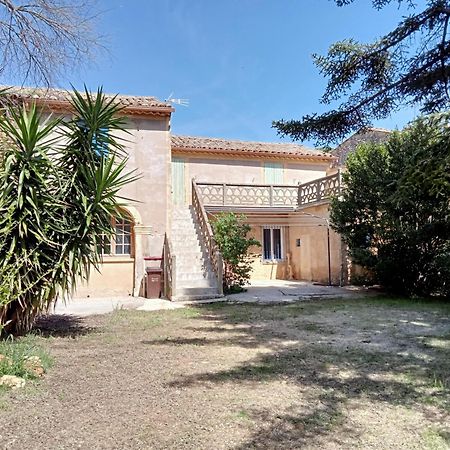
[331,113,450,296]
[0,88,137,335]
[212,212,260,293]
[274,0,450,144]
[0,0,101,85]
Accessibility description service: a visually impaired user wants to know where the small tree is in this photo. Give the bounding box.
[0,0,102,85]
[331,113,450,297]
[212,212,260,293]
[274,0,450,144]
[0,88,137,335]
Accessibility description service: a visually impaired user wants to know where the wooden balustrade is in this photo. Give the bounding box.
[192,180,224,295]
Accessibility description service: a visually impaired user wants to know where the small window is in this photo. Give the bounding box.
[99,217,133,256]
[93,127,109,157]
[77,120,109,157]
[262,226,284,261]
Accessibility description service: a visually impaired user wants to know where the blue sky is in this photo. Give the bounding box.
[61,0,425,145]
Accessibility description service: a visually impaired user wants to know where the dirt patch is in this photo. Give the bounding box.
[0,298,449,449]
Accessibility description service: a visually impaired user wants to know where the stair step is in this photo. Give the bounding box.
[173,250,207,257]
[172,223,197,227]
[177,268,216,283]
[173,286,220,298]
[171,229,198,235]
[170,206,221,299]
[172,293,224,302]
[175,263,215,272]
[172,241,201,247]
[176,261,209,268]
[175,255,208,261]
[172,244,204,252]
[171,236,202,243]
[177,264,216,274]
[172,214,195,220]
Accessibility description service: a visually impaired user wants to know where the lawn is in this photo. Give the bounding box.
[0,297,449,449]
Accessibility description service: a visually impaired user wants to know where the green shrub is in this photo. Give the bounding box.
[212,212,260,293]
[0,89,137,335]
[331,114,450,297]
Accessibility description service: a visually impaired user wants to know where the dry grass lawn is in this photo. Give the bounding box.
[0,297,449,450]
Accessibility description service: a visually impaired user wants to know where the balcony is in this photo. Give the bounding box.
[194,172,341,212]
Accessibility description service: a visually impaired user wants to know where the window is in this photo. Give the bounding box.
[93,127,109,157]
[98,217,133,256]
[262,226,284,261]
[77,120,109,157]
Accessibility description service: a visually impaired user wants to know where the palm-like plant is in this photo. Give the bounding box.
[0,88,137,335]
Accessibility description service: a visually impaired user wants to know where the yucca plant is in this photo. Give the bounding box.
[0,88,137,335]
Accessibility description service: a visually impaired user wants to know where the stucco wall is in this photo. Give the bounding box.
[243,205,343,285]
[74,115,171,298]
[287,204,342,285]
[174,154,331,203]
[284,162,330,184]
[247,225,289,280]
[121,118,171,247]
[75,258,135,297]
[189,158,264,184]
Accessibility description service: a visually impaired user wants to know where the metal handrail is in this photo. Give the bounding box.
[192,180,224,295]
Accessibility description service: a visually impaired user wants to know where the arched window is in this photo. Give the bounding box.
[98,216,134,256]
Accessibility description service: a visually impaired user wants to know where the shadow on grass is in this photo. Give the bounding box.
[233,400,358,450]
[34,314,97,338]
[168,298,450,448]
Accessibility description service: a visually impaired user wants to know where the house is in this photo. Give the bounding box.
[332,127,392,167]
[5,86,350,300]
[170,135,342,291]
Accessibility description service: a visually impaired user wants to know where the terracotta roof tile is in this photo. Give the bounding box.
[333,128,392,166]
[0,85,173,113]
[172,135,333,160]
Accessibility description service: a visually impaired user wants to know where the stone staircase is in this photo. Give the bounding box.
[171,206,223,301]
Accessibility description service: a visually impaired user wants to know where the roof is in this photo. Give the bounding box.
[0,85,174,117]
[171,135,334,162]
[333,127,392,166]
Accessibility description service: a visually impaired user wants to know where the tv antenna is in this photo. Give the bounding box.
[165,92,189,107]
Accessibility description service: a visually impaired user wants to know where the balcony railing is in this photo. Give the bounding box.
[298,173,342,207]
[195,172,341,209]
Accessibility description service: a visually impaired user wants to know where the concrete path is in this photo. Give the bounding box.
[51,281,375,317]
[226,280,375,304]
[52,296,187,316]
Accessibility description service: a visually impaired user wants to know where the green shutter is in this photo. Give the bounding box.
[264,162,283,184]
[172,157,186,205]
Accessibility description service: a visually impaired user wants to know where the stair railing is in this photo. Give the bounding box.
[192,179,224,296]
[162,232,176,299]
